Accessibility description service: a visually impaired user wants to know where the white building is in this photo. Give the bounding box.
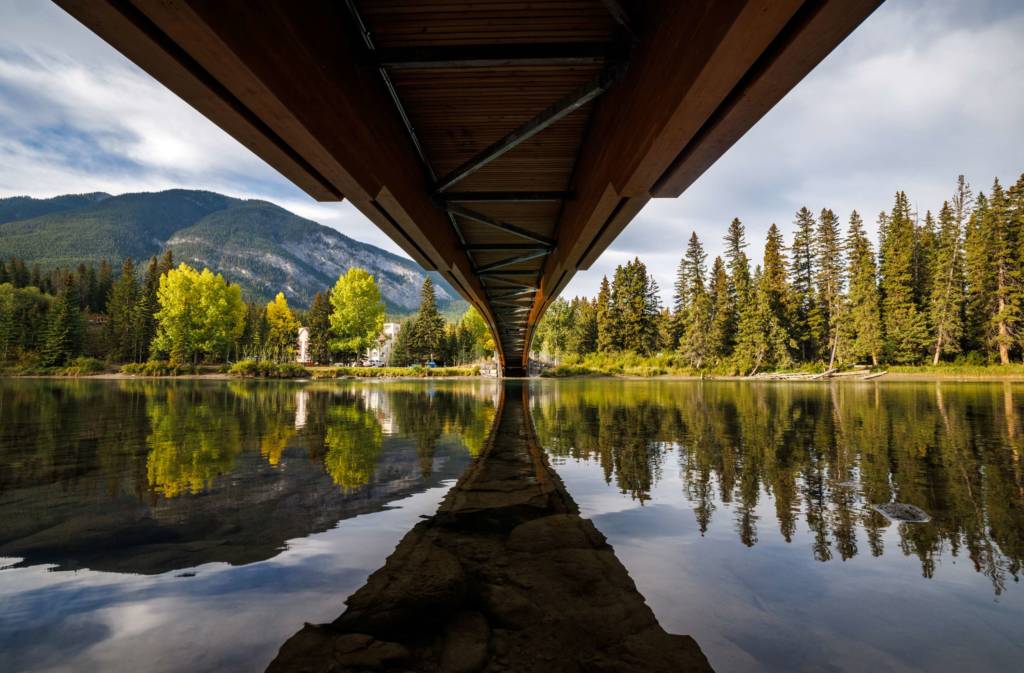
[296,326,310,364]
[365,322,401,365]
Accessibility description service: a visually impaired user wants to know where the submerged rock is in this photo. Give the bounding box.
[872,503,931,523]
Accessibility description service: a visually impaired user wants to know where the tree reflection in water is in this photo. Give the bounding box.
[531,380,1024,594]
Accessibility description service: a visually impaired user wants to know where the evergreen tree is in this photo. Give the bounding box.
[40,282,84,367]
[566,297,598,356]
[842,211,883,365]
[734,266,791,374]
[94,259,113,313]
[789,207,817,360]
[707,257,732,363]
[880,191,929,363]
[595,276,616,352]
[410,277,445,362]
[963,192,996,355]
[139,256,162,359]
[928,202,966,363]
[612,258,661,354]
[105,258,140,362]
[1009,172,1024,356]
[913,210,937,314]
[722,217,751,353]
[307,290,333,364]
[678,235,710,366]
[815,208,843,366]
[987,178,1021,363]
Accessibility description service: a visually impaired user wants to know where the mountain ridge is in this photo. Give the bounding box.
[0,189,460,312]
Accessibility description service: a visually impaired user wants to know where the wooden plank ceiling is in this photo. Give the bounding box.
[55,0,881,374]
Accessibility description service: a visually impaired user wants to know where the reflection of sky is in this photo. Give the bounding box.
[551,454,1024,673]
[0,484,453,673]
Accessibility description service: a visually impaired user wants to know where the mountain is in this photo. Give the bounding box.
[0,189,461,312]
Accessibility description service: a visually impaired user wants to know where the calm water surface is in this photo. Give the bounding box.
[1,379,1022,672]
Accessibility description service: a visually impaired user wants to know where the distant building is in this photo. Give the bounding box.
[365,322,400,365]
[296,326,310,364]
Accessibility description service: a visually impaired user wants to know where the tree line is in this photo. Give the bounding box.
[533,173,1024,370]
[1,250,492,369]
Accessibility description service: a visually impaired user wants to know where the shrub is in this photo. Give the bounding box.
[121,360,197,376]
[228,359,310,379]
[58,356,107,376]
[310,365,480,379]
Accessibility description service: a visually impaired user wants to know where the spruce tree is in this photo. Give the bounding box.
[307,290,333,364]
[595,276,616,352]
[963,192,995,355]
[1008,172,1024,356]
[678,235,710,366]
[138,256,162,360]
[411,277,445,362]
[987,178,1021,364]
[913,210,937,313]
[842,211,883,365]
[707,257,732,363]
[815,208,843,366]
[928,202,966,363]
[723,217,751,353]
[614,258,660,354]
[880,191,929,363]
[789,207,817,360]
[105,258,140,362]
[41,282,84,367]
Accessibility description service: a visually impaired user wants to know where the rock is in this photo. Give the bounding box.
[441,611,490,673]
[871,502,931,523]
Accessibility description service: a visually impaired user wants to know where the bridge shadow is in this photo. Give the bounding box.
[267,381,713,673]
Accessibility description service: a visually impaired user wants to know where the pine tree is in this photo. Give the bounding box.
[307,290,333,364]
[987,178,1021,364]
[595,276,616,352]
[411,277,445,362]
[614,258,660,354]
[94,259,113,313]
[815,208,843,366]
[842,211,883,365]
[913,210,937,314]
[963,192,995,356]
[734,265,791,374]
[41,282,84,367]
[1008,172,1024,356]
[707,257,732,363]
[723,217,751,353]
[138,256,161,359]
[789,207,817,360]
[678,235,710,367]
[880,191,929,363]
[928,201,966,363]
[105,258,140,362]
[762,223,790,326]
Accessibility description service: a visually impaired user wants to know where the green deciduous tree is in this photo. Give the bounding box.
[329,267,385,363]
[265,292,300,362]
[152,264,245,364]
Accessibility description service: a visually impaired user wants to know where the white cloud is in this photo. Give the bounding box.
[564,0,1024,302]
[1,0,1021,302]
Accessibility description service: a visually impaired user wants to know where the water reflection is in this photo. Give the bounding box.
[531,380,1024,595]
[0,379,497,574]
[268,381,712,673]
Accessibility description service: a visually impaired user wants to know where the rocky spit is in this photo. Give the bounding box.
[267,382,714,673]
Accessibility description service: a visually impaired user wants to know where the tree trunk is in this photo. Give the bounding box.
[932,334,943,366]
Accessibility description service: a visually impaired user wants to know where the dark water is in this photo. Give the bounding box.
[1,379,1022,672]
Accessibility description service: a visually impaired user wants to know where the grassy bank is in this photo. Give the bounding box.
[539,352,1024,380]
[310,365,480,379]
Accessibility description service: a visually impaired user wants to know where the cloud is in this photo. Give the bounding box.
[1,0,1021,302]
[565,0,1024,302]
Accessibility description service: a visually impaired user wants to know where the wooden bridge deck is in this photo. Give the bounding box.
[55,0,880,374]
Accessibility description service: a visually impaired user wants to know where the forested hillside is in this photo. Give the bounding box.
[0,189,459,311]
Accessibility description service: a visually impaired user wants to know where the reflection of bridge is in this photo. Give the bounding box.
[58,1,879,374]
[267,380,714,672]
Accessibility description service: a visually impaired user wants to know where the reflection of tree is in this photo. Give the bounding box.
[323,399,383,492]
[531,380,1024,594]
[146,387,242,497]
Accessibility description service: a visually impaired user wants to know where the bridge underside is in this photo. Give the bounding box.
[57,0,880,375]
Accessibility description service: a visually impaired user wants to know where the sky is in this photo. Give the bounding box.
[1,0,1022,303]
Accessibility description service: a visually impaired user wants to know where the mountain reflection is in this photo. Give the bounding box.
[531,380,1024,594]
[0,380,497,574]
